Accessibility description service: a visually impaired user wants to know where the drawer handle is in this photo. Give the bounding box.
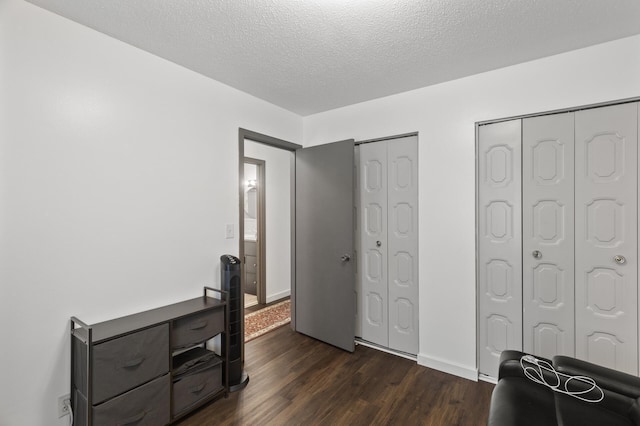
[117,410,146,425]
[190,383,206,394]
[122,356,145,369]
[189,320,208,330]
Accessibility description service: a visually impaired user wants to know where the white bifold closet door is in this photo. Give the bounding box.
[478,120,523,378]
[480,102,639,378]
[574,104,638,374]
[523,104,638,374]
[358,136,419,355]
[522,112,576,359]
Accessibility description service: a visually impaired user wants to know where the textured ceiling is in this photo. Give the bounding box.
[25,0,640,116]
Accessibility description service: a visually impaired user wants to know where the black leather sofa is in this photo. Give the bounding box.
[488,350,640,426]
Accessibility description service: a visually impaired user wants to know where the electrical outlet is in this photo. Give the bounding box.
[58,394,71,418]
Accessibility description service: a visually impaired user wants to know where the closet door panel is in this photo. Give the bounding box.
[387,136,419,355]
[478,120,522,377]
[522,113,575,359]
[575,102,638,375]
[359,141,389,346]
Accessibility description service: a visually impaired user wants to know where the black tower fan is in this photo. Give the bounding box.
[220,254,249,391]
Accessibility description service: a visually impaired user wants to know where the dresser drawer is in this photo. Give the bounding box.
[93,374,170,426]
[93,324,169,404]
[172,364,223,416]
[172,309,224,349]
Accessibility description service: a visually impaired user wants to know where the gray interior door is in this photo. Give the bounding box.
[295,139,356,352]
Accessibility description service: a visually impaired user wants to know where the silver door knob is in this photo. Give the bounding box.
[532,250,542,259]
[614,255,626,265]
[376,241,382,247]
[340,254,351,262]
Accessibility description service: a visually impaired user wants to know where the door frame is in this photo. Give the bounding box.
[238,129,301,341]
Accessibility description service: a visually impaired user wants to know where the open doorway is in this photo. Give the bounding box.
[243,141,294,305]
[238,130,301,355]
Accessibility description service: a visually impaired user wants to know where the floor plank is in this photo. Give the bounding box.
[178,326,494,425]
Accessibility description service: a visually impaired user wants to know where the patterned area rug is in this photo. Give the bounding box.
[245,299,291,342]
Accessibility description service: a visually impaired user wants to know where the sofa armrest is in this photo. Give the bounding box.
[553,356,640,399]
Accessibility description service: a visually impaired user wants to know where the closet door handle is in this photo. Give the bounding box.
[532,250,542,259]
[340,254,351,262]
[614,255,626,265]
[376,241,382,247]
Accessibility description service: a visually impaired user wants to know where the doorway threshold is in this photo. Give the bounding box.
[355,338,417,362]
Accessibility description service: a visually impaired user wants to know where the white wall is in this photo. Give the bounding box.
[304,34,640,380]
[244,141,292,302]
[0,1,301,425]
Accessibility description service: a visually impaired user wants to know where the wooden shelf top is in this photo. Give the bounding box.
[72,296,226,344]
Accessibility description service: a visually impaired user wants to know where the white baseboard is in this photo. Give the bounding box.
[479,374,498,384]
[417,353,478,382]
[266,289,290,304]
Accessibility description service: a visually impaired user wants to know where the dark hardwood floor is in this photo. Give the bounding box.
[179,326,494,425]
